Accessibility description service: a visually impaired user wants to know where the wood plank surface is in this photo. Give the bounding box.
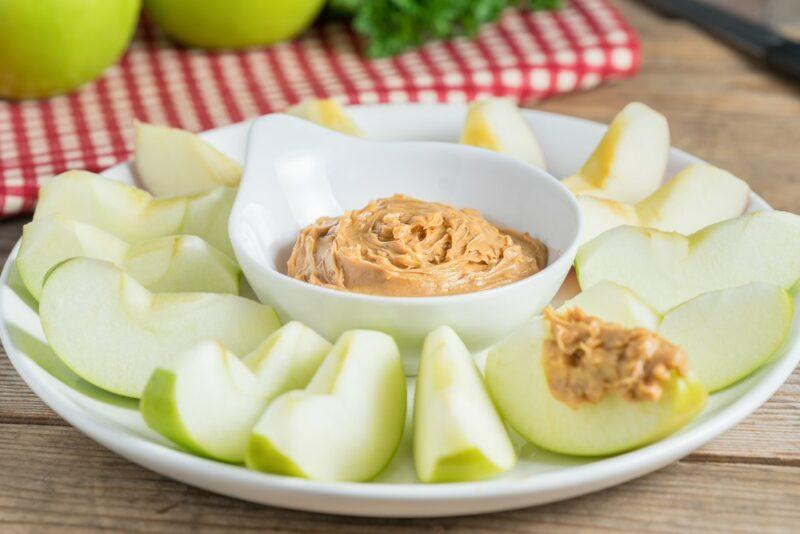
[1,0,799,531]
[0,423,797,533]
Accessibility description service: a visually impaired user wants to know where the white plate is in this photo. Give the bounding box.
[1,104,798,518]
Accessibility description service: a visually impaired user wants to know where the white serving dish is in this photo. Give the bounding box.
[1,104,797,518]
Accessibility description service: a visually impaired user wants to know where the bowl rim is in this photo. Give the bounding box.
[229,131,584,305]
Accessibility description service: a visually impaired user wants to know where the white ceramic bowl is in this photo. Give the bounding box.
[229,115,581,372]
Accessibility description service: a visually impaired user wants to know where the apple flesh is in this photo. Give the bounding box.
[576,210,800,313]
[141,341,266,462]
[135,121,242,197]
[578,163,750,244]
[576,194,638,245]
[562,280,661,330]
[242,321,332,396]
[284,99,363,137]
[34,171,236,256]
[414,326,515,483]
[659,282,792,391]
[16,218,240,299]
[459,98,546,170]
[141,322,331,462]
[39,257,280,398]
[636,163,750,235]
[0,0,141,99]
[246,330,406,482]
[562,102,669,204]
[485,282,707,456]
[144,0,325,49]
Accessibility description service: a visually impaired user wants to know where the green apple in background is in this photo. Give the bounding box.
[144,0,325,49]
[0,0,141,99]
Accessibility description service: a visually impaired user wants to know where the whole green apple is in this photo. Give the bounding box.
[144,0,325,49]
[0,0,141,99]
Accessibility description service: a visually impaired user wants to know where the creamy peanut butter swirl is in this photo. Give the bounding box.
[286,195,548,297]
[543,307,688,409]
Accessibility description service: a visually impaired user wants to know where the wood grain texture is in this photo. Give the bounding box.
[0,0,799,530]
[0,423,797,533]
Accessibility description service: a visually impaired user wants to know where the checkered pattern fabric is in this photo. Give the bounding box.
[0,0,640,217]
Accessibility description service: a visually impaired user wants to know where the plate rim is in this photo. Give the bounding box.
[1,103,797,517]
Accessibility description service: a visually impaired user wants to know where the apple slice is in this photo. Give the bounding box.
[39,257,280,398]
[246,330,406,481]
[242,320,332,395]
[576,194,638,245]
[636,163,750,235]
[16,218,240,299]
[562,280,661,330]
[659,282,792,392]
[414,326,515,483]
[141,341,266,462]
[562,102,669,204]
[141,322,331,462]
[569,281,791,392]
[34,171,236,256]
[459,98,546,170]
[284,99,363,136]
[485,282,707,456]
[577,163,750,245]
[576,210,800,313]
[135,121,242,197]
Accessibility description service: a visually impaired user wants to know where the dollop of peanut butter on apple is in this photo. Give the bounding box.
[543,307,688,409]
[286,194,547,297]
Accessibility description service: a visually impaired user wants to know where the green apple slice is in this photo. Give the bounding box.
[141,322,331,462]
[284,99,363,136]
[576,210,800,313]
[135,121,242,197]
[659,282,793,392]
[34,171,236,256]
[570,281,792,392]
[636,163,750,235]
[39,257,280,398]
[246,330,406,481]
[576,163,750,245]
[16,218,240,299]
[562,102,669,204]
[486,284,708,456]
[141,341,266,462]
[414,326,515,483]
[241,320,332,396]
[562,280,661,330]
[459,98,546,170]
[576,194,639,245]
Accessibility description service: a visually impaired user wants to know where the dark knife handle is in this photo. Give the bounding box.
[766,42,800,82]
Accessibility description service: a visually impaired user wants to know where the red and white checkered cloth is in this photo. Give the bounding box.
[0,0,639,218]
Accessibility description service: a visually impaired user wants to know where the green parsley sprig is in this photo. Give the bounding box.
[328,0,562,58]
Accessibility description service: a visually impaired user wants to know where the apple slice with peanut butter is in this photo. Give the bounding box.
[542,307,689,409]
[485,282,708,457]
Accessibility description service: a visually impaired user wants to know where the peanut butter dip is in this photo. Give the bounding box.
[543,307,688,409]
[286,195,548,297]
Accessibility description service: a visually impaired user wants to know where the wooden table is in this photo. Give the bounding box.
[1,1,798,531]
